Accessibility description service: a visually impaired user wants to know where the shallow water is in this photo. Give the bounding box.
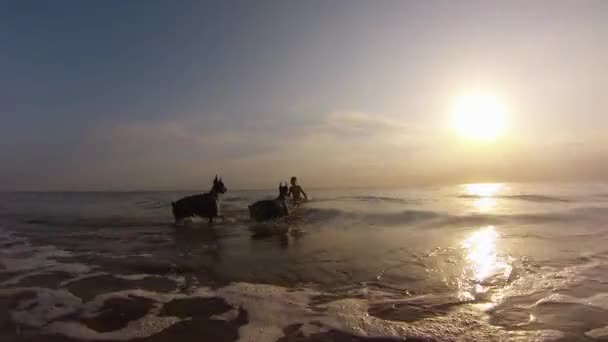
[1,183,607,341]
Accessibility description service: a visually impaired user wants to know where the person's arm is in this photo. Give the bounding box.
[299,187,308,200]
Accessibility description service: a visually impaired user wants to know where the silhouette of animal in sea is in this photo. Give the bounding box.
[171,176,227,223]
[248,183,290,222]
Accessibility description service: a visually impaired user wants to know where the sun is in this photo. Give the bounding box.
[452,93,508,141]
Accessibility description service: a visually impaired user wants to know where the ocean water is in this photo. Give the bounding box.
[1,183,607,341]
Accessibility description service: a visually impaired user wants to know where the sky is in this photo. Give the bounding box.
[1,0,607,191]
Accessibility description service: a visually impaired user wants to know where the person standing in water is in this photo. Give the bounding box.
[288,176,308,203]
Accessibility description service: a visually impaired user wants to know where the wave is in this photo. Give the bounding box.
[297,206,608,228]
[298,207,488,227]
[10,205,608,230]
[458,194,570,203]
[2,202,607,342]
[18,215,172,229]
[136,202,167,210]
[311,195,415,204]
[341,195,415,204]
[8,206,437,229]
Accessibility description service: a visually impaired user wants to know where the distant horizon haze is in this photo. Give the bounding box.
[2,1,607,191]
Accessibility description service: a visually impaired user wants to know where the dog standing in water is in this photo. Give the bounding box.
[249,183,290,222]
[171,176,227,223]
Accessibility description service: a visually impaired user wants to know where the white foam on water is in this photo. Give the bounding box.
[45,314,183,341]
[533,292,608,311]
[121,273,186,293]
[114,273,185,291]
[40,287,218,340]
[59,271,109,287]
[507,330,565,341]
[2,279,585,342]
[57,272,184,290]
[495,258,606,308]
[0,245,93,287]
[0,243,92,275]
[81,288,192,316]
[1,271,47,287]
[0,238,192,340]
[300,321,330,337]
[586,326,608,339]
[208,282,576,342]
[1,231,603,342]
[210,308,240,321]
[169,274,186,289]
[208,283,323,342]
[581,293,608,310]
[2,286,188,340]
[114,273,152,281]
[321,297,494,340]
[3,287,82,328]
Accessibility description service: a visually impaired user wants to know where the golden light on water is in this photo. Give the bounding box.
[452,93,508,141]
[459,226,513,302]
[465,183,504,213]
[473,197,497,213]
[462,226,501,282]
[465,183,504,197]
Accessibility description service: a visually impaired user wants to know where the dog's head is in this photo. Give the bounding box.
[278,182,289,199]
[213,175,227,194]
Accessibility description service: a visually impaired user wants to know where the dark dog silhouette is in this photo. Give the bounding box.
[248,183,290,222]
[171,176,227,223]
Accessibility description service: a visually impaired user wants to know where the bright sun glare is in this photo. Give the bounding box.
[465,183,504,197]
[465,183,504,213]
[452,93,508,141]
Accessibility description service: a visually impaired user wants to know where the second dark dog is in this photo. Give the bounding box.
[248,183,290,222]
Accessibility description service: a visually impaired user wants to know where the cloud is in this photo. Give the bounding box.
[218,110,434,187]
[94,118,280,163]
[2,110,608,190]
[0,110,470,189]
[322,111,415,134]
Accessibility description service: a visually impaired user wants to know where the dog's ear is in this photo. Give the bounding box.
[171,202,175,207]
[214,175,218,183]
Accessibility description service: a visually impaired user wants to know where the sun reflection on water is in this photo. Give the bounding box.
[465,183,504,213]
[459,226,512,302]
[465,183,504,197]
[463,226,501,281]
[473,197,497,213]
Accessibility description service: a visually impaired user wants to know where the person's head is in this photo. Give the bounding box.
[290,176,297,186]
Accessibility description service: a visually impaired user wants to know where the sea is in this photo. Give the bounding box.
[1,183,607,341]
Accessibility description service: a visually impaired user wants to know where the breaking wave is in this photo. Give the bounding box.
[458,194,571,203]
[1,185,608,341]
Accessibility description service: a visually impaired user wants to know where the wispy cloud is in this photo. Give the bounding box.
[321,111,415,134]
[2,109,608,190]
